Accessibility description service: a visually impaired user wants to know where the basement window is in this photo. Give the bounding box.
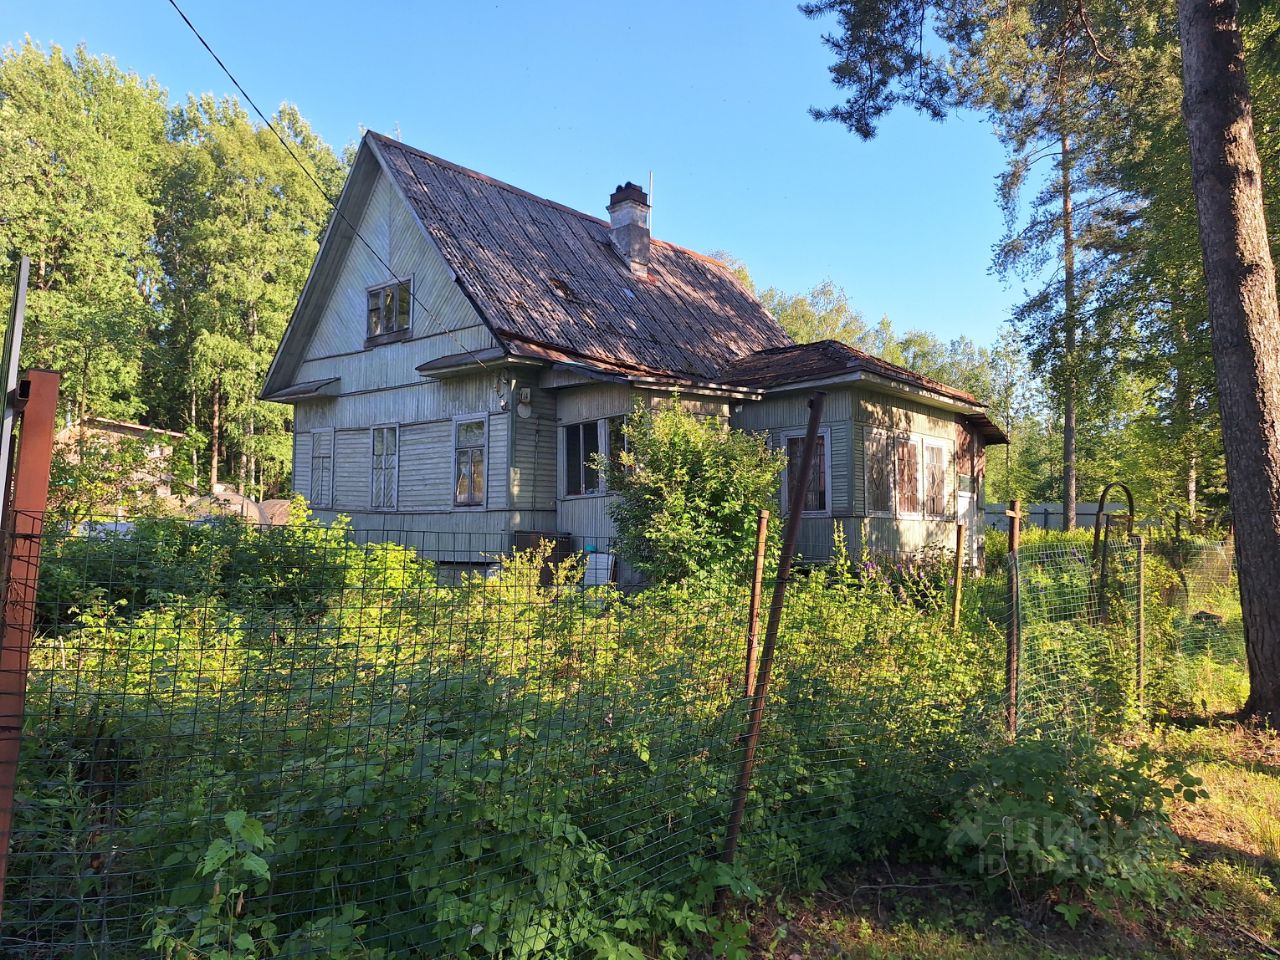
[366,278,412,343]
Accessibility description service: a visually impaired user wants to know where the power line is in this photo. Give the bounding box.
[163,0,494,375]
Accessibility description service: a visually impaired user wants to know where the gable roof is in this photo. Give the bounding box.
[367,132,791,382]
[264,133,1005,443]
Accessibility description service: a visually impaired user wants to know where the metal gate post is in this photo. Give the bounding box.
[714,392,824,917]
[744,510,770,698]
[1006,500,1022,738]
[951,522,965,632]
[0,369,61,918]
[1135,535,1146,712]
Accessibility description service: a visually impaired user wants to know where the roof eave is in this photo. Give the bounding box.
[749,369,981,411]
[262,376,342,403]
[416,351,543,379]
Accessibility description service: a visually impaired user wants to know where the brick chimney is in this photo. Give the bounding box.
[607,182,650,278]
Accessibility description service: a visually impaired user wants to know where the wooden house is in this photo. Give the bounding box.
[262,132,1006,571]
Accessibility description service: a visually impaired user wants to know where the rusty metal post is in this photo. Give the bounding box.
[0,370,60,919]
[1006,499,1021,738]
[744,510,770,698]
[951,522,965,632]
[714,392,824,917]
[1135,535,1146,712]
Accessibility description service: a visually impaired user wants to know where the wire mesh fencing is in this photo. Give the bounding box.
[1006,533,1246,735]
[2,513,1014,959]
[0,513,1246,957]
[1010,538,1142,734]
[1145,537,1246,715]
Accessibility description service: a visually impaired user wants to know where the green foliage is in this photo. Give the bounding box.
[944,733,1205,908]
[0,41,346,498]
[12,513,1018,957]
[48,430,180,524]
[604,399,783,582]
[0,40,169,421]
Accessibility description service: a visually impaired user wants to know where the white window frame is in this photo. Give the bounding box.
[365,276,413,339]
[309,427,333,509]
[452,415,488,510]
[922,437,952,520]
[780,426,832,517]
[864,427,895,519]
[370,423,399,511]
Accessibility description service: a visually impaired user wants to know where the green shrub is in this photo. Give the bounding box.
[11,511,1193,956]
[603,398,782,582]
[943,732,1205,908]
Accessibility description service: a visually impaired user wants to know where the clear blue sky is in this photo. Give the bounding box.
[8,0,1020,345]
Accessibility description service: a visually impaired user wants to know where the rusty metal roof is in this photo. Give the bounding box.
[370,133,792,382]
[717,340,981,403]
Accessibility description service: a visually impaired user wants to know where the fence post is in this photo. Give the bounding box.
[1006,499,1021,738]
[744,510,769,698]
[1135,535,1146,712]
[951,522,965,632]
[714,392,824,918]
[0,370,60,919]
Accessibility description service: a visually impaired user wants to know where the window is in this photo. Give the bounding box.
[607,416,629,474]
[309,429,332,508]
[895,435,921,517]
[864,429,893,517]
[371,425,398,510]
[366,279,412,339]
[562,418,630,496]
[782,429,829,515]
[923,439,948,518]
[453,418,486,507]
[563,420,603,496]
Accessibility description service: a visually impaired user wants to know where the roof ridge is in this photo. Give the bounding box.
[368,130,614,229]
[367,132,752,285]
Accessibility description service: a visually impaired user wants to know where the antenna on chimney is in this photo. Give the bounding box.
[648,170,654,235]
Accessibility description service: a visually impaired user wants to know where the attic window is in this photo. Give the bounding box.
[549,278,575,302]
[366,278,411,342]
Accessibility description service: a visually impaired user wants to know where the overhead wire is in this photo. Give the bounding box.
[163,0,495,376]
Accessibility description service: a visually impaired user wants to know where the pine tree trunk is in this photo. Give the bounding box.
[210,380,220,492]
[1060,130,1078,532]
[189,389,198,494]
[1178,0,1280,723]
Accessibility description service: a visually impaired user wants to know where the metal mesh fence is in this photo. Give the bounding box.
[0,515,1246,957]
[1145,537,1246,716]
[2,513,1012,958]
[1009,534,1246,734]
[1011,538,1142,733]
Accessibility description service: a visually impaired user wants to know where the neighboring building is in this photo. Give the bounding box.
[262,132,1006,571]
[56,417,183,500]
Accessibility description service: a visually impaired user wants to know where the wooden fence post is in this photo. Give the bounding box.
[0,370,60,919]
[1006,499,1022,738]
[951,522,965,632]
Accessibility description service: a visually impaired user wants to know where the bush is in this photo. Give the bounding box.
[603,398,782,582]
[943,732,1205,909]
[14,511,1196,956]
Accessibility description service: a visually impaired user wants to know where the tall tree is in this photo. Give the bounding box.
[161,96,342,496]
[800,0,1280,721]
[1177,0,1280,722]
[0,41,169,421]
